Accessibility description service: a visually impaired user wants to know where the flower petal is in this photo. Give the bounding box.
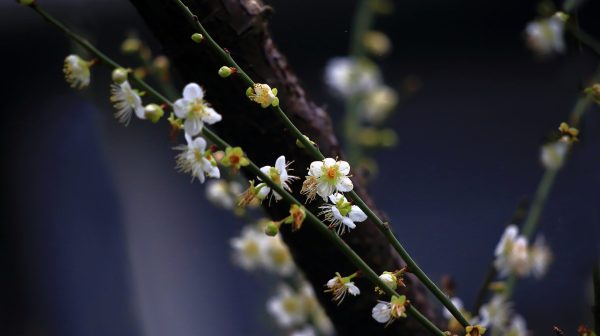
[202,107,222,124]
[348,206,367,222]
[323,158,336,168]
[173,99,188,118]
[309,161,324,176]
[337,160,350,175]
[317,183,334,200]
[336,176,354,192]
[342,217,356,229]
[184,117,203,136]
[183,83,204,100]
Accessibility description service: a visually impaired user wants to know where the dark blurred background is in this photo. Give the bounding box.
[1,0,599,335]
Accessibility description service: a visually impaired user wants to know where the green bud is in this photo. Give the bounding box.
[265,222,279,236]
[218,66,234,78]
[111,68,128,84]
[191,33,204,43]
[18,0,35,5]
[271,97,279,107]
[144,104,164,123]
[245,87,254,97]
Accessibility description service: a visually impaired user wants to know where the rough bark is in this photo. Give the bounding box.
[128,0,436,334]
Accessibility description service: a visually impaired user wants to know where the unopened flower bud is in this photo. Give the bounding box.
[191,33,204,43]
[144,104,164,123]
[17,0,35,6]
[112,68,128,84]
[218,66,235,78]
[265,222,280,236]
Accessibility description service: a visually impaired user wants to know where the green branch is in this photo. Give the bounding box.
[26,3,445,334]
[172,0,470,327]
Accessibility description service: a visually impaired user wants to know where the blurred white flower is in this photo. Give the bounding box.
[174,83,222,136]
[298,283,334,335]
[110,80,145,126]
[443,297,464,320]
[319,193,366,235]
[258,155,298,202]
[230,225,268,270]
[63,54,92,89]
[205,180,242,209]
[529,236,552,278]
[540,141,568,170]
[494,225,530,277]
[267,285,309,328]
[362,85,398,124]
[174,134,220,183]
[478,295,512,330]
[290,326,317,336]
[263,235,296,276]
[525,15,566,56]
[506,315,528,336]
[325,57,381,97]
[302,158,353,202]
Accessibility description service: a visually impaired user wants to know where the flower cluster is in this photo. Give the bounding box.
[494,225,552,278]
[230,223,295,276]
[267,284,334,335]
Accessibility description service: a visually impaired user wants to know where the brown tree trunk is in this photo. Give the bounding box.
[128,0,436,334]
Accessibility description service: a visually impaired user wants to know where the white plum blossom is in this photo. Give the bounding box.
[478,295,512,330]
[494,225,530,277]
[258,155,298,202]
[371,295,408,326]
[267,285,309,328]
[230,225,268,270]
[506,315,528,336]
[174,83,222,136]
[325,57,381,97]
[205,180,243,210]
[298,283,334,335]
[174,134,220,183]
[247,83,278,108]
[110,80,145,126]
[525,14,566,56]
[319,193,366,235]
[541,140,569,170]
[63,54,93,89]
[324,272,360,304]
[443,297,464,320]
[302,158,353,202]
[529,236,552,278]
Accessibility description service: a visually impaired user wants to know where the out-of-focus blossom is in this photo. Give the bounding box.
[325,57,381,97]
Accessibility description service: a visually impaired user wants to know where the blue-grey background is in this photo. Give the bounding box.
[1,0,599,335]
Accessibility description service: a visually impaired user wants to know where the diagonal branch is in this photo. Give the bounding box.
[127,0,436,334]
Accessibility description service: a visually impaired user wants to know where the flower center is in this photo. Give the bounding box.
[193,149,203,162]
[282,297,299,313]
[269,167,281,185]
[243,241,259,257]
[230,154,240,165]
[189,99,207,118]
[326,166,338,181]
